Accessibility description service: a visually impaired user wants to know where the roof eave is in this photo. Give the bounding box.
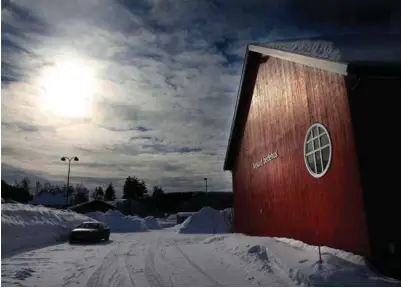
[223,46,251,171]
[248,44,349,76]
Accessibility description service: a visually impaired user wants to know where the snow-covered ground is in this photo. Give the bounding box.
[203,234,401,286]
[1,231,288,286]
[2,204,400,286]
[1,203,93,257]
[3,231,400,287]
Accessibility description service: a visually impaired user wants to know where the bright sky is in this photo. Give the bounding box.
[2,0,400,193]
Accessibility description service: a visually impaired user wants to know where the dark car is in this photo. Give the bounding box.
[69,221,110,244]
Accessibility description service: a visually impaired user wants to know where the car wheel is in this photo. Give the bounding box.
[105,234,110,241]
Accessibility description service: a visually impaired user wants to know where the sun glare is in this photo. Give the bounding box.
[40,61,95,118]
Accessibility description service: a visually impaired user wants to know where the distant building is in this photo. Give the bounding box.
[224,35,401,276]
[68,200,117,215]
[29,192,70,209]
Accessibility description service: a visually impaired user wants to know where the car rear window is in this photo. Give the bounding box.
[77,222,100,229]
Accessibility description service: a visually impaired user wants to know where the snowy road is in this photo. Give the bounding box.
[2,231,293,287]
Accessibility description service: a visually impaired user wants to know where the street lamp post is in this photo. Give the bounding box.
[61,156,79,205]
[204,177,208,193]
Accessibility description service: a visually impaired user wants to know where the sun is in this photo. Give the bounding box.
[40,61,95,118]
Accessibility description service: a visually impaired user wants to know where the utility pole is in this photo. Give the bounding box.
[61,156,79,205]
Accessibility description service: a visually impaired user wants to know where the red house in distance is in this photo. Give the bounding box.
[224,35,401,276]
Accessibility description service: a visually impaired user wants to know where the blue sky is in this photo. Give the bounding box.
[2,0,400,194]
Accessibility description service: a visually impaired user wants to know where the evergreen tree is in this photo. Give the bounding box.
[152,186,164,198]
[152,185,165,213]
[1,180,32,203]
[35,181,42,195]
[20,177,30,192]
[122,176,148,200]
[73,184,89,204]
[104,183,116,201]
[91,186,104,200]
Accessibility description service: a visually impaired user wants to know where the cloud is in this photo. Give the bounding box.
[2,121,54,133]
[136,126,151,132]
[2,0,400,192]
[1,163,53,186]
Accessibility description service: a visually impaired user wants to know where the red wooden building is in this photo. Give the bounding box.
[224,35,401,276]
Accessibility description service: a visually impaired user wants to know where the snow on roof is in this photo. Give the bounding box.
[29,193,68,205]
[68,199,117,210]
[177,212,196,216]
[259,34,401,63]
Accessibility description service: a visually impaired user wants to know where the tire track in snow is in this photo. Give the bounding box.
[86,248,117,286]
[144,246,162,286]
[122,242,138,287]
[86,241,135,287]
[144,234,173,287]
[156,241,177,285]
[62,267,88,286]
[173,244,222,286]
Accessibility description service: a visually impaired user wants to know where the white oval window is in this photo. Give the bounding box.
[304,123,332,178]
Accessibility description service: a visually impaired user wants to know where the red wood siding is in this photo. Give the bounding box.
[232,57,370,257]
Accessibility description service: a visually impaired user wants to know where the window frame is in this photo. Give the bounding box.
[303,123,332,178]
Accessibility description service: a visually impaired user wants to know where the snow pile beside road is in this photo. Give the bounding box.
[274,237,366,265]
[167,214,176,221]
[85,210,148,232]
[105,209,125,217]
[177,207,230,234]
[203,234,401,286]
[145,216,161,229]
[1,203,92,257]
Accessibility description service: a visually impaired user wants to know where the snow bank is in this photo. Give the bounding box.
[203,234,401,286]
[167,214,176,221]
[274,237,366,265]
[85,210,148,232]
[176,207,230,234]
[1,203,93,257]
[105,209,125,217]
[144,216,161,230]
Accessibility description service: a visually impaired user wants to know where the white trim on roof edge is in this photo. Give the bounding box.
[249,45,349,76]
